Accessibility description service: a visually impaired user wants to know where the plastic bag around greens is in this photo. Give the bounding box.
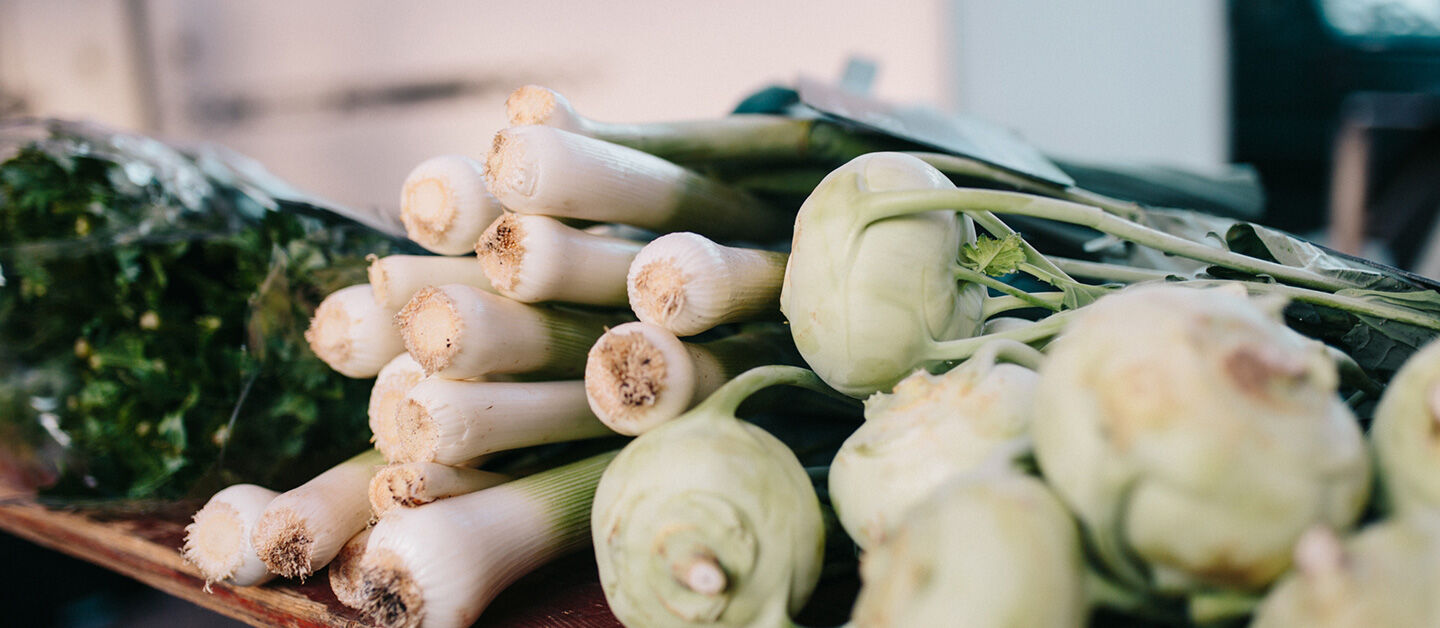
[0,119,418,501]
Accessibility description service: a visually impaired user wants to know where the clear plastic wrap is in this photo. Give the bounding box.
[0,119,416,500]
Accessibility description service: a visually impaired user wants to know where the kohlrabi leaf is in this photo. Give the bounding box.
[960,233,1027,277]
[1226,223,1438,292]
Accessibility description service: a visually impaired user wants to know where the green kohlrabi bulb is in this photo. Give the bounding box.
[1032,284,1370,595]
[780,153,985,398]
[1371,337,1440,514]
[830,340,1039,550]
[850,471,1087,628]
[1251,515,1440,628]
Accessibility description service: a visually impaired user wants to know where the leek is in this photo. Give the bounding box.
[627,233,788,336]
[251,449,386,580]
[399,155,504,256]
[183,484,280,590]
[477,212,643,306]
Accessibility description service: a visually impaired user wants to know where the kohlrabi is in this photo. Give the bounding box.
[849,470,1087,628]
[1371,337,1440,514]
[1031,284,1371,598]
[592,366,847,628]
[829,339,1042,550]
[1250,516,1440,628]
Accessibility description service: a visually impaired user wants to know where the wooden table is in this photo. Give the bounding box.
[0,491,621,628]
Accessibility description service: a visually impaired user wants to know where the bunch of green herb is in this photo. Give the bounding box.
[0,122,408,499]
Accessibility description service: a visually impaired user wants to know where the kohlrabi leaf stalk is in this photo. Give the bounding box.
[360,451,617,628]
[394,284,631,379]
[1031,284,1371,597]
[476,212,644,306]
[584,322,797,435]
[627,232,789,336]
[400,155,504,256]
[305,284,406,378]
[251,449,387,581]
[829,338,1043,550]
[386,377,614,465]
[593,365,847,628]
[183,484,280,590]
[368,254,497,311]
[484,126,793,241]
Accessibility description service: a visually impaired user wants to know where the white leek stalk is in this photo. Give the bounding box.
[1251,517,1440,627]
[829,339,1042,550]
[369,462,510,516]
[627,233,788,336]
[1032,285,1370,596]
[305,284,406,378]
[182,484,280,590]
[584,322,795,435]
[329,527,373,609]
[251,449,386,580]
[369,354,427,454]
[360,451,617,628]
[850,472,1087,628]
[394,284,630,379]
[387,378,613,465]
[1371,337,1440,513]
[594,366,838,628]
[400,155,504,256]
[484,126,791,241]
[477,213,643,306]
[368,254,496,310]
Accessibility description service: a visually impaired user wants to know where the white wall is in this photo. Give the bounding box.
[950,0,1229,169]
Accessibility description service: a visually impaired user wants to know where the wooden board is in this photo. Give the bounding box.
[0,494,621,628]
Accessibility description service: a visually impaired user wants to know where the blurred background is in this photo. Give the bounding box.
[2,0,1439,625]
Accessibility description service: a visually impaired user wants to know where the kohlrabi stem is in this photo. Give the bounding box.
[912,152,1145,220]
[925,311,1075,361]
[981,292,1067,318]
[693,365,854,418]
[861,189,1349,293]
[1052,256,1440,332]
[953,266,1060,312]
[1188,590,1262,625]
[965,337,1047,371]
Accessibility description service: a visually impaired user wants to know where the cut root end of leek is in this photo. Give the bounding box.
[251,449,385,581]
[400,155,504,256]
[305,285,405,378]
[369,462,510,517]
[627,233,787,336]
[477,213,642,306]
[183,484,280,590]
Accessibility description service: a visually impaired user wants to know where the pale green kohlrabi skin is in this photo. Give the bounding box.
[850,472,1087,628]
[592,406,824,628]
[1251,515,1440,628]
[780,153,986,398]
[1371,338,1440,514]
[829,354,1038,550]
[1032,284,1370,596]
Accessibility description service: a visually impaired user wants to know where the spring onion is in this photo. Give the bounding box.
[369,354,427,454]
[484,126,792,241]
[368,462,510,517]
[593,366,841,628]
[1250,517,1440,627]
[368,254,497,311]
[584,322,796,435]
[251,449,386,580]
[477,212,643,306]
[627,233,789,336]
[1031,284,1370,596]
[330,527,373,609]
[359,451,617,628]
[400,155,504,256]
[829,339,1042,550]
[182,484,281,590]
[305,284,406,378]
[850,471,1087,628]
[394,284,630,379]
[1371,338,1440,513]
[387,377,614,465]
